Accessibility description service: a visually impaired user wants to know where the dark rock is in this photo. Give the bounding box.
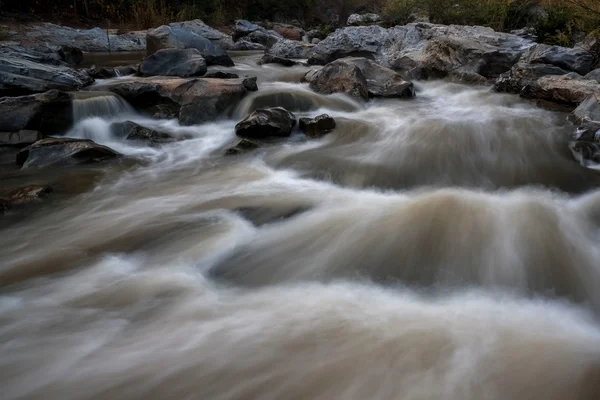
[347,13,382,26]
[139,48,207,77]
[88,65,138,79]
[306,29,325,42]
[245,30,279,48]
[233,20,267,41]
[8,185,53,205]
[230,40,267,51]
[0,44,93,96]
[259,54,302,66]
[146,20,234,67]
[306,57,414,99]
[0,198,11,215]
[0,130,45,147]
[521,75,600,106]
[92,76,252,125]
[521,44,594,75]
[224,138,260,155]
[585,69,600,83]
[204,71,240,79]
[299,114,336,138]
[265,39,310,60]
[235,107,296,139]
[569,94,600,124]
[242,77,259,91]
[111,121,176,143]
[16,137,120,168]
[0,90,72,134]
[570,141,600,166]
[21,23,146,52]
[573,120,600,143]
[58,46,83,65]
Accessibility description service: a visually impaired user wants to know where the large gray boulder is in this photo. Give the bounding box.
[93,76,256,125]
[20,22,146,52]
[146,20,234,67]
[244,30,279,48]
[16,137,120,168]
[0,90,73,134]
[235,107,296,139]
[138,48,207,77]
[306,57,414,100]
[233,20,267,41]
[521,44,594,75]
[307,23,534,83]
[0,44,93,96]
[265,39,310,60]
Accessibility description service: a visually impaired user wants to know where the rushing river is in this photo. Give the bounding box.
[1,53,600,400]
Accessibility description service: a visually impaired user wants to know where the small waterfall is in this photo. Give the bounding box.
[70,91,133,122]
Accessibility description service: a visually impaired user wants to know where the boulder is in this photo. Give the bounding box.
[233,20,267,41]
[307,23,534,83]
[16,137,120,168]
[242,77,259,91]
[88,65,137,79]
[585,69,600,83]
[230,40,267,51]
[111,121,176,143]
[265,23,305,41]
[224,138,260,155]
[235,107,296,139]
[569,94,600,124]
[204,71,240,79]
[493,62,569,94]
[299,114,336,138]
[8,185,53,205]
[521,44,594,75]
[146,20,234,67]
[0,130,45,147]
[21,22,146,52]
[0,44,93,96]
[347,13,382,26]
[306,57,414,99]
[521,75,600,106]
[265,39,310,60]
[57,46,83,65]
[138,48,207,77]
[0,90,72,134]
[93,77,255,125]
[244,30,279,48]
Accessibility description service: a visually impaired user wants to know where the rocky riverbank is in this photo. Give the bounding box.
[1,15,600,216]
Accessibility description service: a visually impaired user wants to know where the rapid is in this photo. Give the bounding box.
[1,52,600,400]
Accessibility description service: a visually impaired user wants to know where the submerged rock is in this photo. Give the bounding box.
[8,185,53,205]
[0,44,93,96]
[306,57,414,100]
[111,121,176,144]
[146,20,233,67]
[16,137,120,168]
[0,130,45,147]
[94,76,254,125]
[0,90,72,134]
[224,138,260,155]
[299,114,336,138]
[235,107,296,139]
[138,48,207,77]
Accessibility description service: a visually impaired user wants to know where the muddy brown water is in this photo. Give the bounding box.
[1,52,600,400]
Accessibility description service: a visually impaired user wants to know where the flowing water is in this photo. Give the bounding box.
[1,53,600,400]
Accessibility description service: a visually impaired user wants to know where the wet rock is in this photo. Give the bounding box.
[146,20,233,67]
[0,90,72,134]
[8,185,53,205]
[21,22,146,52]
[569,94,600,124]
[573,120,600,143]
[224,138,260,155]
[93,76,253,125]
[259,54,302,66]
[233,20,267,41]
[230,40,267,51]
[88,65,137,79]
[111,121,176,144]
[265,39,310,60]
[235,107,296,139]
[521,75,600,106]
[204,71,240,79]
[570,141,600,167]
[585,69,600,83]
[58,46,83,65]
[299,114,336,138]
[0,44,93,96]
[521,44,594,75]
[306,57,414,100]
[242,77,259,92]
[347,13,382,26]
[16,137,120,168]
[138,48,207,77]
[494,62,569,94]
[0,130,45,147]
